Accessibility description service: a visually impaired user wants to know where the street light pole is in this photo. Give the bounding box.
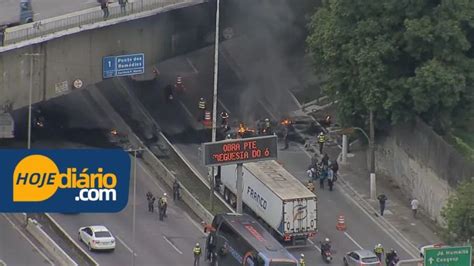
[127,147,143,266]
[24,53,41,149]
[209,0,220,211]
[350,125,376,200]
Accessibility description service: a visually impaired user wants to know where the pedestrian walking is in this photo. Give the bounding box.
[410,198,419,218]
[330,160,339,176]
[173,179,181,201]
[377,194,388,216]
[118,0,127,14]
[327,168,334,191]
[100,0,109,19]
[193,243,202,266]
[317,132,326,154]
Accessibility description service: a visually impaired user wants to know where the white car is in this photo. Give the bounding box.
[78,225,115,251]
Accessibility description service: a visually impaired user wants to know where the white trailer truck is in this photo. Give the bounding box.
[219,160,318,244]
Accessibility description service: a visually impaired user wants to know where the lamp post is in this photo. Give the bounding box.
[127,147,144,266]
[209,0,221,211]
[24,53,41,150]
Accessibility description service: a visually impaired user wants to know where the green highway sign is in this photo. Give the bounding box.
[425,246,472,266]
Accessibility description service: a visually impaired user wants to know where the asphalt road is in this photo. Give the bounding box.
[0,0,98,25]
[0,214,53,266]
[130,38,421,265]
[51,158,206,266]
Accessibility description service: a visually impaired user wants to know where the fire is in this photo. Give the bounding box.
[238,123,255,137]
[281,119,293,126]
[110,129,118,136]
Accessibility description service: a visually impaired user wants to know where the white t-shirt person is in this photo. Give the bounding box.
[411,198,419,218]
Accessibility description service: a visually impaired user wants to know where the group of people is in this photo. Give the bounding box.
[146,191,167,220]
[99,0,128,19]
[306,153,339,192]
[374,244,400,266]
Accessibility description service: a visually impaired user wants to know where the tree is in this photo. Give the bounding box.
[307,0,474,132]
[441,179,474,244]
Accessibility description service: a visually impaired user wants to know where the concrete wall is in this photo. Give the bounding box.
[375,119,474,223]
[0,3,211,111]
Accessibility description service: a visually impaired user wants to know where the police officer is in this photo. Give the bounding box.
[318,132,326,154]
[158,193,168,220]
[193,243,202,266]
[299,254,305,266]
[198,98,206,121]
[263,118,271,135]
[374,243,384,262]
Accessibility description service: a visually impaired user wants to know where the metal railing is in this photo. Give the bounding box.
[2,0,191,46]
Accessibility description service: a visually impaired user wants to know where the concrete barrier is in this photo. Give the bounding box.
[43,214,98,266]
[141,145,214,224]
[26,218,78,266]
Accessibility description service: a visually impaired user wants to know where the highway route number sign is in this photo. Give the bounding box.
[103,53,145,79]
[202,135,277,166]
[424,246,472,266]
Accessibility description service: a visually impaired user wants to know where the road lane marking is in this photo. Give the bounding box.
[1,214,54,265]
[344,232,363,249]
[163,236,183,255]
[115,235,137,256]
[186,58,199,74]
[308,239,322,252]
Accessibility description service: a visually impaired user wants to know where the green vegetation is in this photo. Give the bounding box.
[448,129,474,161]
[441,180,474,244]
[306,0,474,132]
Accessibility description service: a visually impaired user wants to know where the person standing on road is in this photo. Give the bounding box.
[118,0,127,14]
[173,179,181,201]
[411,198,419,218]
[377,194,388,216]
[319,165,327,190]
[299,254,305,266]
[330,160,339,176]
[317,132,326,154]
[327,168,334,191]
[374,243,384,262]
[146,191,155,212]
[321,153,329,167]
[193,243,202,266]
[100,0,109,19]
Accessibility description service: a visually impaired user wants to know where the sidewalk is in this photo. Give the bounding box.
[325,141,441,249]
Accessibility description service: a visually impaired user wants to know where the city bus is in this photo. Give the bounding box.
[206,213,299,266]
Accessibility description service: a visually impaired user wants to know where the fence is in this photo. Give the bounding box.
[2,0,193,46]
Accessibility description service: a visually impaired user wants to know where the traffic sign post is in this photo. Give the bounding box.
[424,246,472,266]
[202,135,278,214]
[102,53,145,79]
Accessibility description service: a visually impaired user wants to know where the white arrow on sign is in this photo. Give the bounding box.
[429,257,434,264]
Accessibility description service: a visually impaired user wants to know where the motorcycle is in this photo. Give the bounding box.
[322,249,332,263]
[387,255,400,266]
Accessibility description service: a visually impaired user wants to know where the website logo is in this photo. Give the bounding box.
[0,149,130,212]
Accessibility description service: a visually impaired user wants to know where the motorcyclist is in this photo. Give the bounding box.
[386,249,399,265]
[321,238,331,257]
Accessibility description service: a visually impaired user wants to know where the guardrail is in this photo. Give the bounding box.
[26,218,78,266]
[2,0,191,46]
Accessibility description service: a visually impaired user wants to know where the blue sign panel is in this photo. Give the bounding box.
[102,53,145,79]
